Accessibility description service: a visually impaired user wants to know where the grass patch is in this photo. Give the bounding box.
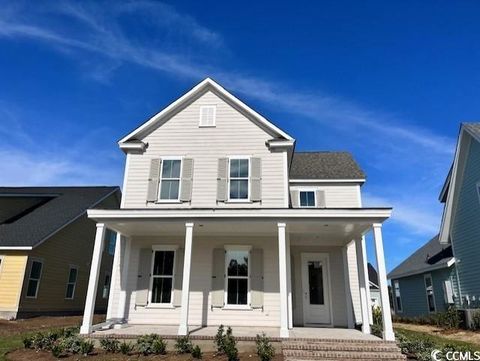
[0,334,23,361]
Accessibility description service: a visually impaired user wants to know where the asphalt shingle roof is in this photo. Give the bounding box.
[387,235,453,280]
[290,152,365,180]
[0,186,120,248]
[368,263,379,289]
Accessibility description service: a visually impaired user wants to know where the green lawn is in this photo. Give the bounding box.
[0,334,23,361]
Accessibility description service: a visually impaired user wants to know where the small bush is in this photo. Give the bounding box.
[22,335,33,349]
[51,344,65,358]
[31,331,55,351]
[214,325,226,353]
[214,325,238,361]
[100,338,120,353]
[192,345,203,359]
[136,334,167,355]
[59,335,84,354]
[435,307,461,330]
[255,333,275,361]
[175,336,193,353]
[120,341,134,355]
[471,310,480,330]
[80,340,94,356]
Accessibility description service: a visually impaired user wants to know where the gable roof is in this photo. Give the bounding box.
[368,263,379,289]
[290,152,365,180]
[0,186,120,249]
[387,235,454,280]
[119,77,294,145]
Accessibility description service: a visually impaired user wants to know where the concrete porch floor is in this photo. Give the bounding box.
[90,324,381,341]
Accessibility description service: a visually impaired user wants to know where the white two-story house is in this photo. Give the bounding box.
[79,78,394,341]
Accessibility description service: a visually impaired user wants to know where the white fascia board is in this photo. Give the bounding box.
[0,246,32,250]
[289,179,366,184]
[119,141,147,154]
[119,78,294,144]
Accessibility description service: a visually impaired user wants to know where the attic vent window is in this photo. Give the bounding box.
[199,105,216,127]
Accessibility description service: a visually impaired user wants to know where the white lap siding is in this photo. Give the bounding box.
[290,183,362,208]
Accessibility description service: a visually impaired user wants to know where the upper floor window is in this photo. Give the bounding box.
[424,274,436,313]
[225,247,250,306]
[229,158,249,200]
[65,266,78,300]
[26,260,43,298]
[299,191,315,207]
[150,249,175,304]
[199,105,216,127]
[393,280,402,312]
[159,159,182,201]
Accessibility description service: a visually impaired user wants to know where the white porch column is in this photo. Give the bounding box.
[355,237,371,334]
[372,223,395,341]
[116,235,131,322]
[80,223,106,335]
[286,232,293,329]
[277,223,289,337]
[342,243,355,329]
[178,222,194,336]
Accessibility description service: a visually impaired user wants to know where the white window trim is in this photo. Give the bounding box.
[157,157,183,203]
[26,258,43,299]
[394,280,403,313]
[424,274,436,313]
[227,156,251,202]
[148,245,178,307]
[224,245,252,309]
[199,105,217,127]
[298,189,317,208]
[65,265,79,300]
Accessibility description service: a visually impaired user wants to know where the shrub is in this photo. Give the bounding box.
[213,325,238,361]
[136,334,167,355]
[31,331,55,351]
[471,310,480,330]
[59,335,84,354]
[255,333,275,361]
[100,338,120,353]
[214,325,226,353]
[51,344,65,358]
[175,336,193,353]
[435,307,461,330]
[371,306,383,338]
[120,341,134,355]
[80,340,94,356]
[192,345,203,359]
[22,335,33,349]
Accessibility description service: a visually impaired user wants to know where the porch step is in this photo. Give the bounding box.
[282,340,405,361]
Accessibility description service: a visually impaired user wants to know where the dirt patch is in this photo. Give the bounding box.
[6,349,283,361]
[395,322,480,346]
[0,315,105,337]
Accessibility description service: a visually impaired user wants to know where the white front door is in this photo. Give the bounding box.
[301,253,331,325]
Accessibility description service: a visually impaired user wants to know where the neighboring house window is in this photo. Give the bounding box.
[150,249,175,304]
[299,191,316,207]
[199,105,216,127]
[65,266,78,300]
[105,229,116,256]
[159,159,182,201]
[393,280,402,312]
[102,272,111,299]
[26,260,43,298]
[229,158,249,200]
[225,247,250,306]
[424,274,436,313]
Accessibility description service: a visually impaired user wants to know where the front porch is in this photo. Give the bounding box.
[79,208,395,341]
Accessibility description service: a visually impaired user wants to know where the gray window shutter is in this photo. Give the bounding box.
[173,248,184,307]
[250,248,264,308]
[250,157,262,202]
[211,248,225,307]
[217,158,228,202]
[135,248,152,307]
[316,190,326,208]
[180,159,194,202]
[290,190,299,208]
[146,159,162,202]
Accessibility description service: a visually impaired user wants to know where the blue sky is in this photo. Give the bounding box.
[0,0,477,271]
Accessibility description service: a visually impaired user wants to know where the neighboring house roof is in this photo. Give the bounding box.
[290,152,365,180]
[0,186,120,249]
[368,263,379,289]
[464,123,480,140]
[387,235,455,280]
[119,77,295,145]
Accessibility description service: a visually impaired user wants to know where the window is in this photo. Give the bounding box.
[105,229,116,256]
[299,191,316,207]
[393,280,402,312]
[199,105,216,127]
[159,159,182,201]
[65,266,78,299]
[425,274,436,312]
[225,247,250,306]
[229,158,249,200]
[26,260,43,298]
[150,249,175,304]
[102,272,111,299]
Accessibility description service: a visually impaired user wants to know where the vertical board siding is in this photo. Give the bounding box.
[0,253,28,312]
[289,184,361,208]
[123,91,286,208]
[451,138,480,303]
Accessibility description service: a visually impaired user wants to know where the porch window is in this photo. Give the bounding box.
[393,280,402,312]
[150,250,175,304]
[424,274,436,312]
[105,229,116,256]
[102,272,111,299]
[159,159,182,201]
[225,248,250,305]
[299,191,315,207]
[65,266,78,300]
[26,260,43,298]
[229,158,249,200]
